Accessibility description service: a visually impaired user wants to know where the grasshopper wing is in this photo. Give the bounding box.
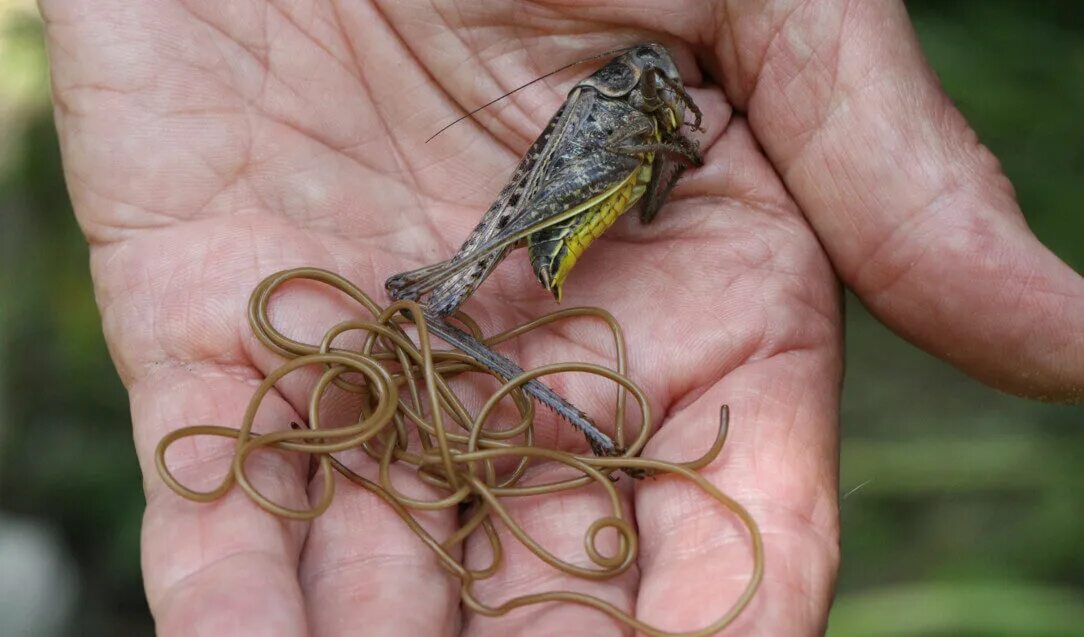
[388,87,617,315]
[415,142,644,313]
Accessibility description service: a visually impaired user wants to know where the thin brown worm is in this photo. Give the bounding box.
[155,267,763,636]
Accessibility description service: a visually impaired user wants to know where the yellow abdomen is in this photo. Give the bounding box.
[549,154,654,297]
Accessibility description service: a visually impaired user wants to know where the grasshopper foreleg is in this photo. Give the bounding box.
[604,113,702,166]
[659,73,703,131]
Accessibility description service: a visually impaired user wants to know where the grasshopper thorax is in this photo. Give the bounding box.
[576,43,688,133]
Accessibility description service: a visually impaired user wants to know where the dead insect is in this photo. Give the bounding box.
[387,43,703,459]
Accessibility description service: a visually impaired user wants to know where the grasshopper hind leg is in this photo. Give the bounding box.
[385,258,456,301]
[421,313,621,458]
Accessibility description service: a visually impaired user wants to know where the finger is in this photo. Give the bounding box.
[635,366,840,636]
[630,119,842,634]
[134,371,310,636]
[461,464,638,636]
[298,460,461,637]
[215,254,462,634]
[715,0,1084,400]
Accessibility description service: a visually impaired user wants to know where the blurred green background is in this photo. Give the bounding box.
[0,1,1081,635]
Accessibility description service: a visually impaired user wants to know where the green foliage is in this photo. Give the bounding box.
[830,581,1084,637]
[832,4,1084,634]
[909,0,1084,271]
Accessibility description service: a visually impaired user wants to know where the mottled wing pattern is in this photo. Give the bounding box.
[457,145,642,270]
[528,152,653,299]
[387,88,596,314]
[382,99,565,302]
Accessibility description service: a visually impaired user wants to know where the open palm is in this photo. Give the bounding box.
[43,1,1083,635]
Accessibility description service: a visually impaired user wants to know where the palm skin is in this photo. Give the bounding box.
[42,1,1084,636]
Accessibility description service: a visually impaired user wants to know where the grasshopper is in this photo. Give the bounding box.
[386,43,703,458]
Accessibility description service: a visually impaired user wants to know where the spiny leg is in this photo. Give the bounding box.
[639,159,688,224]
[638,65,703,132]
[421,311,619,457]
[610,137,702,166]
[385,257,456,300]
[423,247,511,318]
[603,114,702,166]
[659,74,703,131]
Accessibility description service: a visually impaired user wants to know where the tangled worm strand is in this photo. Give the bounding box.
[155,267,763,636]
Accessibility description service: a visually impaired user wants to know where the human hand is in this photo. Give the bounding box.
[42,1,1082,635]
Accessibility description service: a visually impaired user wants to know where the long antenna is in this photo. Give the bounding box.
[425,44,636,143]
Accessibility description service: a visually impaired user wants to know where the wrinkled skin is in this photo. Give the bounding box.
[42,1,1084,635]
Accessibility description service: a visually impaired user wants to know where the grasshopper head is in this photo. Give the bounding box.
[625,44,692,133]
[629,44,682,85]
